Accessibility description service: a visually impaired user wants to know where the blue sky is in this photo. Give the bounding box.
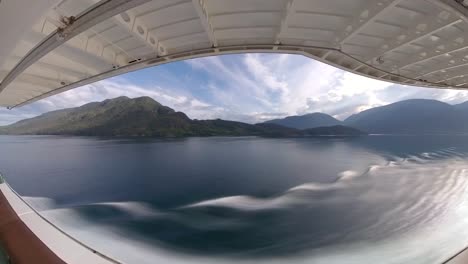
[2,53,468,125]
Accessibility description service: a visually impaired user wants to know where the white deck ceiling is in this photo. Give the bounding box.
[1,0,468,108]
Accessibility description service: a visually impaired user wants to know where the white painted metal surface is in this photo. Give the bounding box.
[1,0,468,108]
[0,182,121,264]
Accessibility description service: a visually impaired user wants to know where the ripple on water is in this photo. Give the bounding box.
[22,149,468,263]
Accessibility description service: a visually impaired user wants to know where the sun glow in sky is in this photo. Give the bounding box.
[2,53,468,125]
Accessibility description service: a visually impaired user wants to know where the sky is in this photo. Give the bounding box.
[2,53,468,126]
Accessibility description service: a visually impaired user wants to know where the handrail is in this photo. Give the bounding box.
[0,172,11,264]
[0,173,123,264]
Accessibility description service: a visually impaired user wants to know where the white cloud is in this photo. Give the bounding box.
[214,54,468,121]
[244,54,288,94]
[0,110,34,125]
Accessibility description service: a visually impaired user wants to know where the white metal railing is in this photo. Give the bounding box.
[0,173,123,264]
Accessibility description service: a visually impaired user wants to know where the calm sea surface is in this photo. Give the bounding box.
[2,135,468,263]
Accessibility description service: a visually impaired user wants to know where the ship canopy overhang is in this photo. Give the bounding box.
[1,0,468,108]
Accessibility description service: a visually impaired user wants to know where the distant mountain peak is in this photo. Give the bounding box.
[263,112,341,129]
[344,99,468,134]
[110,95,130,100]
[305,112,331,116]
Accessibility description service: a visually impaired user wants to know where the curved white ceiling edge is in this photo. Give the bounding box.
[1,0,468,108]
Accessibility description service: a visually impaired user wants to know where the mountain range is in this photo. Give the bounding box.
[266,99,468,134]
[0,96,364,137]
[3,97,467,137]
[264,113,341,129]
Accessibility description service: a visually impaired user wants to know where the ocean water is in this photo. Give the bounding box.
[1,135,468,263]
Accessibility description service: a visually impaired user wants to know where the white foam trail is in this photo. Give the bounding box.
[184,168,377,212]
[182,195,300,211]
[407,155,427,163]
[26,149,468,264]
[93,201,164,218]
[337,170,359,181]
[39,197,468,264]
[23,196,57,211]
[288,182,340,192]
[41,208,222,264]
[421,152,431,158]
